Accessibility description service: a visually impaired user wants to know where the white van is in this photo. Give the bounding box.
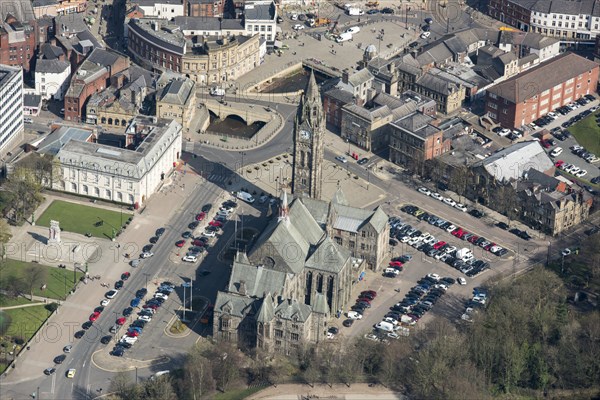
[384,268,399,275]
[344,26,360,34]
[210,87,225,96]
[236,191,255,203]
[336,32,352,43]
[375,321,396,332]
[347,7,364,15]
[550,147,563,157]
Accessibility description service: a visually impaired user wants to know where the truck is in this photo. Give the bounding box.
[347,7,364,16]
[336,32,353,43]
[210,87,225,96]
[307,17,331,27]
[236,191,255,204]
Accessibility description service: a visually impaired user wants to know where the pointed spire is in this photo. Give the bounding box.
[304,69,319,101]
[278,189,289,224]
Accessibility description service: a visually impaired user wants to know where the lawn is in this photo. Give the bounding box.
[37,200,132,239]
[0,296,34,308]
[214,385,268,400]
[0,259,84,300]
[567,114,600,156]
[3,305,49,340]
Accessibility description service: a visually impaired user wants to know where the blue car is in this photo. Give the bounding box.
[130,298,141,308]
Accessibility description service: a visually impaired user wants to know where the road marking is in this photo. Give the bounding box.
[82,361,86,368]
[51,374,56,393]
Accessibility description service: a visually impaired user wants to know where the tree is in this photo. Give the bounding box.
[202,342,241,392]
[0,167,43,225]
[23,266,47,300]
[449,165,469,203]
[178,347,215,400]
[0,219,11,258]
[496,184,519,224]
[110,373,140,400]
[142,376,177,400]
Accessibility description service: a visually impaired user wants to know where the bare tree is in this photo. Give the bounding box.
[496,184,519,224]
[110,373,140,399]
[143,376,177,400]
[0,219,11,258]
[23,266,47,300]
[179,348,214,400]
[449,165,469,203]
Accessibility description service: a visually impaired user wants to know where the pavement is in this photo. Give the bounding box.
[247,383,405,400]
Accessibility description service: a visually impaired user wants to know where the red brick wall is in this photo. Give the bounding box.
[486,65,600,128]
[323,95,345,129]
[0,30,37,72]
[488,0,531,30]
[64,70,109,122]
[187,0,223,17]
[423,132,450,160]
[128,30,183,73]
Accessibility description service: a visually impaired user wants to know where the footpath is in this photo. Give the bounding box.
[247,383,405,400]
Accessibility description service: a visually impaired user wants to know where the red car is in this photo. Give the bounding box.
[467,235,479,244]
[361,290,377,297]
[357,297,371,304]
[485,242,495,251]
[555,160,565,168]
[143,304,159,310]
[192,239,205,247]
[457,230,469,239]
[195,212,206,221]
[540,140,551,149]
[433,241,446,250]
[451,227,463,237]
[89,312,101,322]
[208,220,222,227]
[389,261,403,268]
[175,240,186,247]
[116,317,126,325]
[126,330,139,337]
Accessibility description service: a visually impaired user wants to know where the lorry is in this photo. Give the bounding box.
[236,191,255,204]
[307,17,331,27]
[336,32,353,43]
[210,87,225,96]
[347,7,364,16]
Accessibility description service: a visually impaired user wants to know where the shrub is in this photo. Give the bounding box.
[45,303,59,312]
[0,312,11,336]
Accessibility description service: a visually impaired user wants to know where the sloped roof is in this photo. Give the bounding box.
[36,126,94,156]
[479,141,554,182]
[366,207,388,233]
[313,293,329,314]
[24,94,42,108]
[305,236,350,274]
[214,292,258,318]
[324,88,354,104]
[248,198,324,274]
[227,262,288,298]
[487,52,599,103]
[86,48,126,69]
[35,59,70,74]
[348,68,373,86]
[0,0,34,22]
[158,78,194,105]
[273,299,311,322]
[332,187,348,206]
[244,2,276,21]
[417,43,454,66]
[40,43,65,60]
[256,295,274,323]
[416,73,458,95]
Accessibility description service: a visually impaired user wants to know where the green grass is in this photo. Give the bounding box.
[0,296,35,308]
[0,259,84,300]
[3,305,49,339]
[37,200,132,239]
[213,385,268,400]
[567,113,600,156]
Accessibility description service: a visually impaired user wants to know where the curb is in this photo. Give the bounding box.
[90,348,170,373]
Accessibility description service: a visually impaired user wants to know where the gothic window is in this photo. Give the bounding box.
[220,317,230,329]
[299,151,305,167]
[317,274,323,293]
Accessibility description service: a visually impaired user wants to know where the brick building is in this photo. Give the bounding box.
[485,52,600,129]
[186,0,223,17]
[0,17,37,73]
[64,48,129,122]
[488,0,533,32]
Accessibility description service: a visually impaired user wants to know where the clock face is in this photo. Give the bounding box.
[299,129,311,141]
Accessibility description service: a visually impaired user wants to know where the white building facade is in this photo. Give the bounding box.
[244,1,277,43]
[54,120,182,206]
[530,5,600,40]
[35,59,71,101]
[0,64,24,155]
[138,0,184,20]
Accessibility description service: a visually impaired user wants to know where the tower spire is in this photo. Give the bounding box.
[305,69,319,101]
[278,189,289,224]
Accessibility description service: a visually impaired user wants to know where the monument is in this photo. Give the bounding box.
[48,220,61,243]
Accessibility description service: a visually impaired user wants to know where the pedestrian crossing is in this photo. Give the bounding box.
[184,141,195,152]
[206,174,229,183]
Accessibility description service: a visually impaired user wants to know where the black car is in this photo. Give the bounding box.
[343,319,354,327]
[44,367,56,375]
[74,330,85,339]
[112,348,125,357]
[142,244,153,253]
[496,222,509,230]
[156,227,166,237]
[121,272,130,281]
[357,157,369,165]
[469,209,485,218]
[328,327,339,335]
[381,7,394,14]
[189,221,199,229]
[82,321,93,330]
[585,227,600,236]
[117,341,133,349]
[182,231,192,238]
[409,41,419,48]
[131,320,147,328]
[441,277,456,285]
[54,354,66,364]
[100,335,112,344]
[149,236,159,244]
[123,307,133,317]
[422,24,430,31]
[115,280,124,290]
[222,200,238,208]
[389,239,398,246]
[136,288,148,298]
[519,231,532,241]
[94,306,105,313]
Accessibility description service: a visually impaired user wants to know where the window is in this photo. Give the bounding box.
[488,102,498,110]
[349,241,355,249]
[105,177,110,186]
[275,329,283,338]
[220,318,230,329]
[361,231,366,238]
[291,333,299,341]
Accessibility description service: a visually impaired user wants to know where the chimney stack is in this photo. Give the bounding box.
[342,69,349,84]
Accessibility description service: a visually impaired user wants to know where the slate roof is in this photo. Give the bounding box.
[174,16,245,31]
[227,262,288,298]
[300,197,330,227]
[416,43,454,66]
[391,112,439,139]
[273,299,311,323]
[332,187,348,206]
[40,43,65,60]
[305,236,350,274]
[324,88,354,104]
[348,68,373,86]
[313,293,330,314]
[36,126,94,156]
[479,140,554,182]
[331,203,388,234]
[256,295,274,323]
[214,292,258,318]
[86,48,125,69]
[530,0,600,17]
[0,0,34,22]
[487,52,599,103]
[24,94,42,108]
[248,198,325,274]
[35,59,70,74]
[244,2,276,21]
[416,73,459,95]
[55,13,88,35]
[157,78,194,105]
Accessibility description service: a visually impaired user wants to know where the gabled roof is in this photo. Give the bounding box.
[256,295,274,323]
[478,140,554,182]
[36,126,94,156]
[0,0,34,22]
[227,262,288,298]
[158,78,194,105]
[214,291,258,318]
[244,2,276,21]
[273,299,311,323]
[305,236,350,274]
[35,59,70,74]
[40,43,65,60]
[348,68,373,86]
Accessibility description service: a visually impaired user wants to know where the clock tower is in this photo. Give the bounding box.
[292,70,324,199]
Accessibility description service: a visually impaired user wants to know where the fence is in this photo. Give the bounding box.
[202,113,285,151]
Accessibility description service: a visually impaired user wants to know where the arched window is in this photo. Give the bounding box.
[108,118,113,125]
[115,119,120,126]
[101,117,106,124]
[121,119,127,126]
